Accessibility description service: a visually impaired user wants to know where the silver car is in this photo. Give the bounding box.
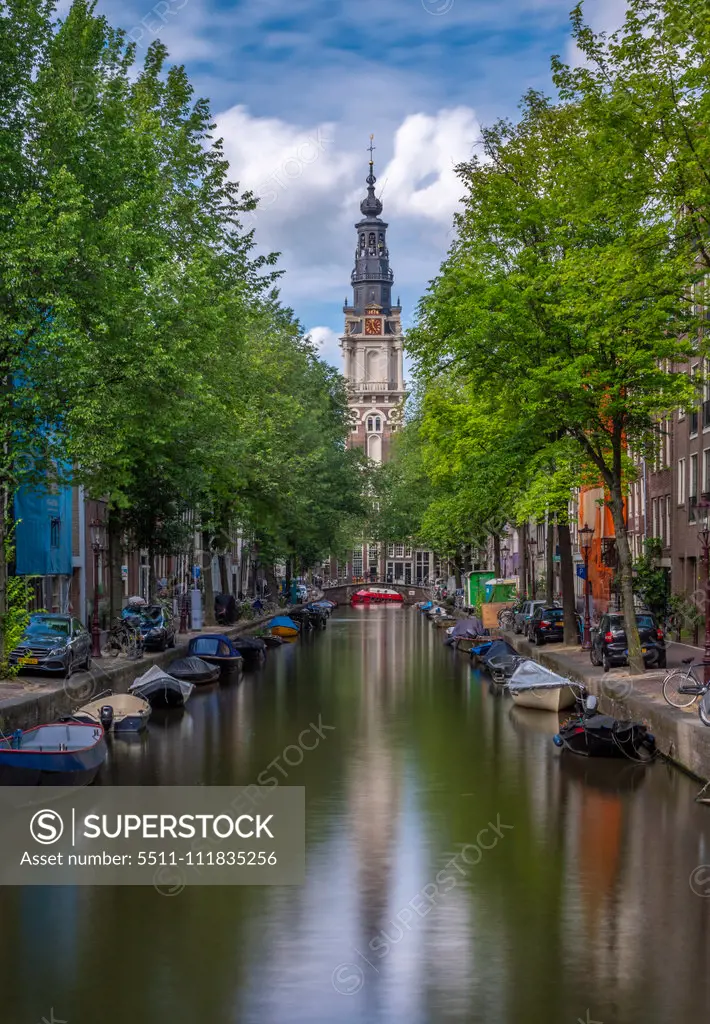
[9,614,92,677]
[513,600,560,637]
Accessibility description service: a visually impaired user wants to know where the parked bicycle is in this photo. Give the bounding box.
[101,617,144,660]
[497,607,516,630]
[661,658,710,726]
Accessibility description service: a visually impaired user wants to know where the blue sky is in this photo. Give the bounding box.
[80,0,625,367]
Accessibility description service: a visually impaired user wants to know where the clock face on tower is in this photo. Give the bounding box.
[365,318,382,335]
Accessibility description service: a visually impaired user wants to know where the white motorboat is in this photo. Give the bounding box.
[74,691,152,733]
[507,660,583,712]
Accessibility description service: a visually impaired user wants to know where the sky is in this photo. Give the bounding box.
[81,0,627,369]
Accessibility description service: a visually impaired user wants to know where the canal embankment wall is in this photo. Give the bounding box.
[503,632,710,783]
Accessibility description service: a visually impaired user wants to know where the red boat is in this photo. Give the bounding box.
[350,588,404,606]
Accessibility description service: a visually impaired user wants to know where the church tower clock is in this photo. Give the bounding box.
[341,137,406,465]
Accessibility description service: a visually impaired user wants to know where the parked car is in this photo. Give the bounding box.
[139,605,176,652]
[528,606,565,645]
[9,614,91,676]
[514,599,560,636]
[590,611,666,671]
[296,584,308,601]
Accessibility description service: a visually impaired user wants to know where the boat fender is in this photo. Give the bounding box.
[100,706,115,731]
[552,734,563,747]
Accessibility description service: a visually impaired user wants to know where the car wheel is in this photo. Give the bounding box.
[535,632,544,646]
[168,633,176,649]
[602,650,611,673]
[84,652,92,672]
[657,654,667,669]
[590,646,600,667]
[65,654,74,679]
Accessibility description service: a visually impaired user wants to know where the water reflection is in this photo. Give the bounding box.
[1,606,710,1023]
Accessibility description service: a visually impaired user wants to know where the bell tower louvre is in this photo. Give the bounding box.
[341,136,406,464]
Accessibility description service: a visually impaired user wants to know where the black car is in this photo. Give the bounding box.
[528,606,565,645]
[139,605,176,651]
[590,612,666,671]
[9,614,92,676]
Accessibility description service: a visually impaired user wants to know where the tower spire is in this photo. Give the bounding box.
[360,133,382,218]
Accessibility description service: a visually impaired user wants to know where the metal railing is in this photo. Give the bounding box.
[348,381,398,392]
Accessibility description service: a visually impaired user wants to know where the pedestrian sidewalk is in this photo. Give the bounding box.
[503,631,710,782]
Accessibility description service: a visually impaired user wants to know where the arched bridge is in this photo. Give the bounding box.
[321,582,431,606]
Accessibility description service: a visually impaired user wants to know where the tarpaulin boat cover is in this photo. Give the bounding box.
[481,639,518,664]
[130,665,194,702]
[508,660,580,693]
[450,617,484,638]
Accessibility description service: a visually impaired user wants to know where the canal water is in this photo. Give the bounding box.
[2,605,710,1023]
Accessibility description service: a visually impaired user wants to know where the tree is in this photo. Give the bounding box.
[408,89,698,673]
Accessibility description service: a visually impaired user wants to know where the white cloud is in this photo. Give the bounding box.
[375,108,481,223]
[306,326,342,369]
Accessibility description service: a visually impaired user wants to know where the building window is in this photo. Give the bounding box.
[691,453,698,500]
[395,543,404,558]
[352,548,363,578]
[665,494,671,545]
[678,458,686,505]
[704,449,710,498]
[366,415,382,432]
[652,498,658,539]
[387,543,395,558]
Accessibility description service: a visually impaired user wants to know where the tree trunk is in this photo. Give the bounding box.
[493,533,501,577]
[218,552,229,595]
[285,558,292,588]
[108,507,124,621]
[454,563,462,589]
[264,564,279,600]
[558,520,577,645]
[519,523,528,600]
[546,518,554,605]
[148,546,156,602]
[202,530,216,627]
[609,480,642,675]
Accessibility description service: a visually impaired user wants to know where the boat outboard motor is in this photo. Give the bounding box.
[99,705,115,732]
[584,694,598,716]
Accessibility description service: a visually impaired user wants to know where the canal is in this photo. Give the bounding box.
[2,605,710,1023]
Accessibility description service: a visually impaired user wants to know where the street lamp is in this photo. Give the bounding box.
[527,538,537,598]
[89,517,107,658]
[579,522,594,650]
[501,543,510,579]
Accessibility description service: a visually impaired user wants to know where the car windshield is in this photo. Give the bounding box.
[26,616,69,638]
[543,609,564,620]
[608,614,655,630]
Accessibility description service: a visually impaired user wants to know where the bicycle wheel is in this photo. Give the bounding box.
[101,639,119,658]
[662,670,701,709]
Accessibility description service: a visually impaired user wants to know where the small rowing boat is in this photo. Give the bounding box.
[0,722,107,786]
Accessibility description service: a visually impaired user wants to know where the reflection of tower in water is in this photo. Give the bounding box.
[347,608,409,945]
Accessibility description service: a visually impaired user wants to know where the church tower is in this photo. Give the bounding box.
[341,137,406,463]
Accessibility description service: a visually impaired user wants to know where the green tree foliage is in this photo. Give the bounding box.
[407,76,697,671]
[0,0,365,656]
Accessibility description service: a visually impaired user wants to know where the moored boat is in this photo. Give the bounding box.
[72,691,151,733]
[0,722,107,785]
[554,695,656,759]
[508,660,581,711]
[269,616,300,638]
[188,634,245,680]
[233,635,268,666]
[350,588,404,606]
[130,665,195,708]
[168,656,221,686]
